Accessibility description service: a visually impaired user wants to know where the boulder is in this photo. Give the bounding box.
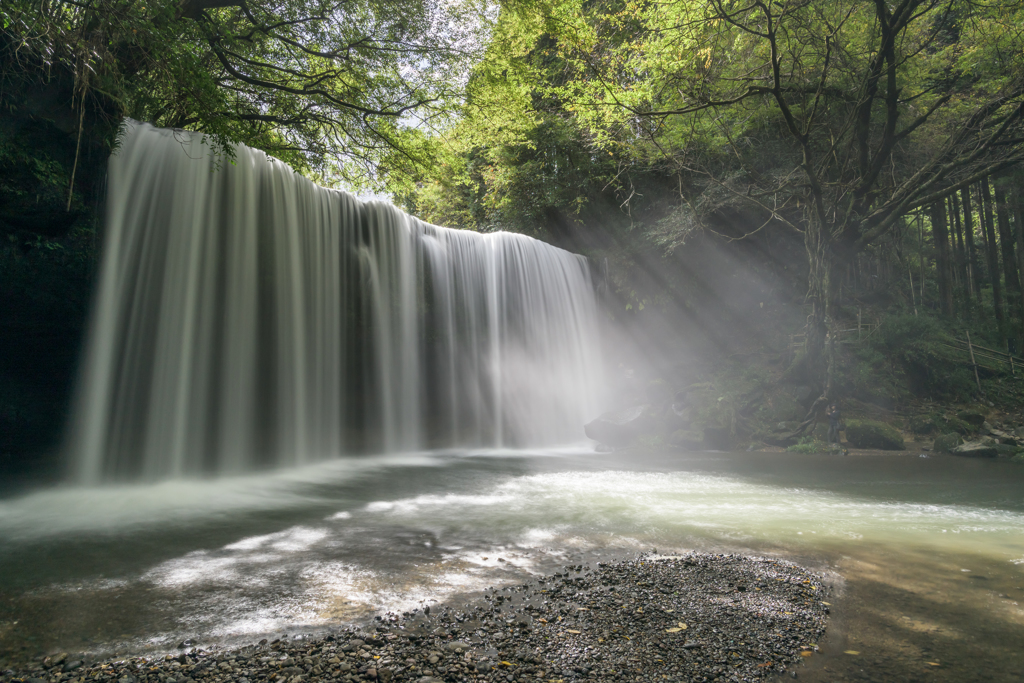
[994,443,1018,457]
[584,405,657,446]
[940,415,974,435]
[956,410,987,428]
[662,402,693,432]
[932,432,962,453]
[909,414,939,435]
[951,441,998,458]
[987,428,1018,445]
[845,420,905,450]
[668,429,704,450]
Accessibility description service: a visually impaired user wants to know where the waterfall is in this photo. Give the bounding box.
[68,122,603,482]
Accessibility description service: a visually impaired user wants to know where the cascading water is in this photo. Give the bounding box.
[68,122,603,482]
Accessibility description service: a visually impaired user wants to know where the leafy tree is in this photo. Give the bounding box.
[489,0,1024,404]
[1,0,489,184]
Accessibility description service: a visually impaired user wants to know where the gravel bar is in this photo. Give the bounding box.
[2,553,830,683]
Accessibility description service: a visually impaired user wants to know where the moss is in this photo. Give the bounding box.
[846,420,906,450]
[787,436,828,454]
[939,416,974,435]
[909,414,939,435]
[932,432,963,453]
[955,410,987,428]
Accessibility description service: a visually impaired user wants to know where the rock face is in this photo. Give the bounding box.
[845,420,905,450]
[951,441,999,458]
[584,405,656,446]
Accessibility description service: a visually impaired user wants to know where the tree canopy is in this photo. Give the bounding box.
[1,0,489,182]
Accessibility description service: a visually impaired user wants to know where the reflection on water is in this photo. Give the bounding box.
[1,449,1023,681]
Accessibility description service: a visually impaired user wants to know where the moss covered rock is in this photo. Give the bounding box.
[941,416,974,435]
[955,410,987,428]
[845,420,906,450]
[932,432,963,453]
[909,414,939,435]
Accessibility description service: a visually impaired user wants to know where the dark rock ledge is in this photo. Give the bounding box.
[1,553,829,683]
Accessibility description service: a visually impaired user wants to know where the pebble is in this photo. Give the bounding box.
[0,553,828,683]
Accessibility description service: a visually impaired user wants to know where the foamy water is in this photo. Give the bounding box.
[1,448,1022,667]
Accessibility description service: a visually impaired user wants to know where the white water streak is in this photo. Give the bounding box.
[69,122,603,482]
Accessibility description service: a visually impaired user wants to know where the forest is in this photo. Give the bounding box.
[3,0,1024,464]
[4,3,1024,682]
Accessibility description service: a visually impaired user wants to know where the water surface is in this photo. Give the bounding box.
[1,448,1022,682]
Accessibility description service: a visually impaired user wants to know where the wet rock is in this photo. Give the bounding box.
[956,410,986,428]
[44,653,67,669]
[584,405,657,446]
[845,420,905,450]
[952,441,999,458]
[932,432,962,453]
[3,553,825,683]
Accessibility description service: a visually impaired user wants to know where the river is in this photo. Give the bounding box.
[1,448,1022,682]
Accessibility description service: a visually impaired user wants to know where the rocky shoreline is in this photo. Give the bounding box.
[2,554,829,683]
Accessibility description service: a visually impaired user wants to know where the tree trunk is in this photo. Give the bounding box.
[961,186,981,301]
[951,194,967,304]
[1015,183,1024,343]
[802,218,832,394]
[981,177,1007,342]
[931,201,954,315]
[995,177,1021,350]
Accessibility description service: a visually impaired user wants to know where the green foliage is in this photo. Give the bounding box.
[858,313,977,401]
[1,0,488,186]
[787,436,827,454]
[909,414,939,435]
[846,420,906,451]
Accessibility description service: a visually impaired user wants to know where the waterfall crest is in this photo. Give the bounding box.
[69,122,603,482]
